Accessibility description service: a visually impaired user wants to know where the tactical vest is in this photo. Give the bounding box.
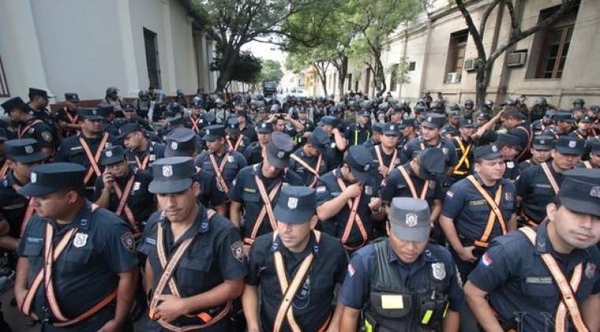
[364,241,449,332]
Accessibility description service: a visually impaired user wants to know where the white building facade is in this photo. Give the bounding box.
[0,0,217,104]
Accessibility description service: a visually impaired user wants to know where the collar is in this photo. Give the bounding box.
[387,240,438,266]
[6,169,24,188]
[158,204,211,234]
[51,201,94,231]
[271,231,319,256]
[473,172,501,189]
[533,221,588,262]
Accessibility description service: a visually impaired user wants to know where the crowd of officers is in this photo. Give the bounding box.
[0,86,599,331]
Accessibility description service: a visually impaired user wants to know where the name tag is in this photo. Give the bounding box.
[469,199,487,206]
[526,276,553,284]
[243,187,256,193]
[381,295,404,309]
[133,182,141,191]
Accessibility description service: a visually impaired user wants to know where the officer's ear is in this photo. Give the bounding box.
[385,221,391,237]
[546,202,558,222]
[191,181,201,197]
[550,149,557,159]
[309,215,318,229]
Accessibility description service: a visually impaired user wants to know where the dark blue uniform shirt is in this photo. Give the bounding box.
[468,222,600,331]
[442,174,516,242]
[246,231,348,332]
[339,239,464,312]
[515,162,564,223]
[400,136,458,169]
[138,205,247,331]
[17,202,138,331]
[379,163,443,206]
[195,150,247,193]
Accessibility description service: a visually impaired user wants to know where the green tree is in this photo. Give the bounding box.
[345,0,422,96]
[454,0,579,107]
[195,0,322,92]
[260,60,284,84]
[211,51,262,91]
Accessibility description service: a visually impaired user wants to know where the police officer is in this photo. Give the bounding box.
[346,110,371,146]
[243,122,272,165]
[237,110,257,142]
[294,107,316,145]
[516,136,585,226]
[494,133,523,180]
[369,123,401,183]
[195,125,247,195]
[55,93,82,138]
[518,135,554,173]
[379,148,446,219]
[54,108,112,197]
[339,197,463,331]
[119,123,166,171]
[440,145,517,282]
[0,139,47,255]
[288,127,329,188]
[319,116,347,170]
[442,111,460,139]
[242,186,348,332]
[27,88,55,126]
[103,87,124,112]
[465,169,600,331]
[139,157,247,331]
[229,132,303,251]
[165,127,229,215]
[361,122,383,149]
[401,113,458,174]
[15,162,138,331]
[397,118,417,151]
[570,115,594,139]
[225,117,251,152]
[316,145,383,251]
[543,111,574,138]
[185,98,205,134]
[93,145,155,235]
[579,140,600,169]
[446,117,474,186]
[2,97,55,156]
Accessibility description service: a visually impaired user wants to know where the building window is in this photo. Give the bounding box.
[445,30,468,83]
[0,55,9,97]
[531,4,579,79]
[144,28,161,89]
[389,64,399,92]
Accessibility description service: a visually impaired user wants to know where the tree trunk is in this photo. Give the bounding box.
[373,57,386,96]
[336,56,349,99]
[216,43,238,93]
[475,62,494,112]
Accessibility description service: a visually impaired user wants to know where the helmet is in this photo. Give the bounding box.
[502,99,515,106]
[573,98,585,106]
[176,89,184,96]
[430,101,441,110]
[535,97,548,107]
[138,90,149,98]
[484,100,494,108]
[106,87,118,96]
[270,104,281,113]
[464,99,474,106]
[449,102,460,111]
[215,98,224,105]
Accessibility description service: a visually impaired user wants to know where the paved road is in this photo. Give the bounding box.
[1,288,148,331]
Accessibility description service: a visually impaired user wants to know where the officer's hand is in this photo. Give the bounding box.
[154,294,187,323]
[345,183,362,198]
[331,128,340,136]
[459,246,478,263]
[102,171,115,188]
[378,165,389,177]
[98,319,120,332]
[368,197,382,212]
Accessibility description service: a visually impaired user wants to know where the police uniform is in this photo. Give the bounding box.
[225,117,251,152]
[195,125,247,194]
[361,123,383,149]
[345,111,371,146]
[467,169,600,331]
[54,108,113,194]
[495,133,523,180]
[516,137,585,225]
[93,146,155,234]
[117,123,165,171]
[229,133,303,245]
[245,186,348,332]
[400,114,458,170]
[448,118,474,185]
[17,163,138,331]
[518,135,554,173]
[56,93,81,138]
[140,157,247,331]
[542,111,574,139]
[379,149,445,207]
[339,198,464,331]
[13,107,55,151]
[288,127,329,188]
[295,113,316,146]
[243,122,272,165]
[185,114,206,134]
[442,145,516,279]
[0,139,47,256]
[315,145,379,251]
[319,116,345,170]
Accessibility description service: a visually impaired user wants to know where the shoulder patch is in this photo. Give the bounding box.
[121,232,136,252]
[231,241,244,262]
[41,131,53,142]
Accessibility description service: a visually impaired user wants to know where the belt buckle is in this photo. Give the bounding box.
[41,305,52,324]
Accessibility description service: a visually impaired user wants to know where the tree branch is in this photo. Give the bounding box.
[479,0,501,41]
[455,0,487,60]
[504,0,519,32]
